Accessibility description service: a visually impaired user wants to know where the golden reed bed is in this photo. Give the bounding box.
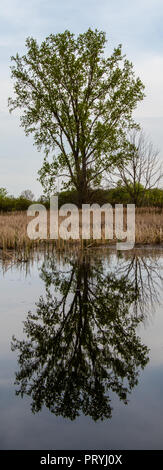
[0,208,163,255]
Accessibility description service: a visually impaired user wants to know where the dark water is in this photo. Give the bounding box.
[0,247,163,449]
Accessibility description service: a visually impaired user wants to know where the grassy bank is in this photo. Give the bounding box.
[0,207,163,259]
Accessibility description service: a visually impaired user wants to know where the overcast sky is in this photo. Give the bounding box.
[0,0,163,197]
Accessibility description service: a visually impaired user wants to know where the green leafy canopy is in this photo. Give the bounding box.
[8,28,145,203]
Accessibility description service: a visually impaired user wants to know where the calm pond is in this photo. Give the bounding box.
[0,247,163,449]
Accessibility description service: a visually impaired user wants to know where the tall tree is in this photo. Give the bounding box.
[8,29,145,205]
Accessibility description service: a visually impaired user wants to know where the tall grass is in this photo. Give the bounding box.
[0,208,163,259]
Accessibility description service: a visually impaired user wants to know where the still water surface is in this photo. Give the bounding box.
[0,247,163,449]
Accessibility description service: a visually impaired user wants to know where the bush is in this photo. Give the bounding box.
[0,196,35,212]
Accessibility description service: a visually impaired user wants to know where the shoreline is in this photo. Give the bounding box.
[1,242,163,265]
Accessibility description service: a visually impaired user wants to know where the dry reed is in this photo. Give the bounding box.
[0,208,163,259]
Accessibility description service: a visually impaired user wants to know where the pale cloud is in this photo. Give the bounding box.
[134,55,163,117]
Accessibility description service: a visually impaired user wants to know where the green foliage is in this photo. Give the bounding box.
[8,28,145,205]
[1,187,163,211]
[0,187,8,199]
[1,186,163,211]
[0,195,36,211]
[57,186,163,207]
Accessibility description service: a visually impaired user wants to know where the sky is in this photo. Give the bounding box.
[0,0,163,197]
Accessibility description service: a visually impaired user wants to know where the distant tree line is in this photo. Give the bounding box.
[56,186,163,208]
[1,185,163,212]
[0,188,36,212]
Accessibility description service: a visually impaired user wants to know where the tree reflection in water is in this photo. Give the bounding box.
[11,251,153,421]
[116,249,163,318]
